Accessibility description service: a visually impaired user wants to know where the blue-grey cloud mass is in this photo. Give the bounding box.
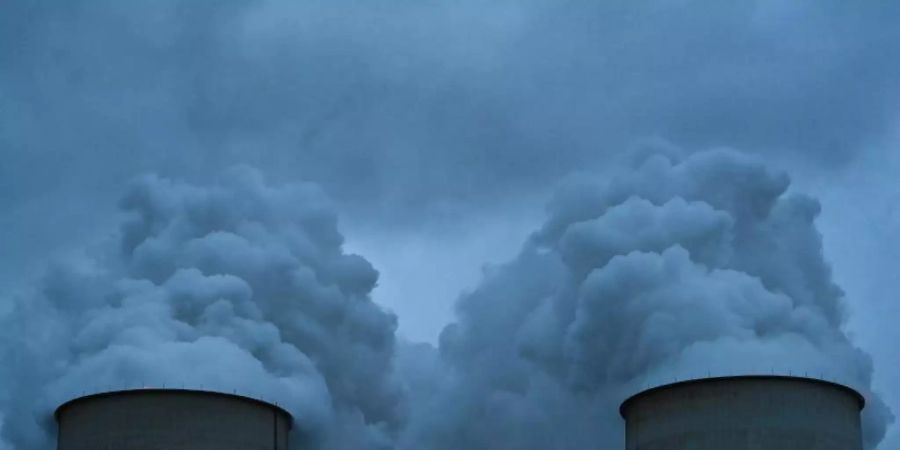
[413,146,891,449]
[0,169,402,449]
[1,1,899,449]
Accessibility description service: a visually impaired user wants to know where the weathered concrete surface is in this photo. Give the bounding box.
[55,389,292,450]
[620,376,863,450]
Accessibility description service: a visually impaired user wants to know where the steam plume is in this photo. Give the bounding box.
[403,144,892,449]
[0,167,400,449]
[0,145,890,449]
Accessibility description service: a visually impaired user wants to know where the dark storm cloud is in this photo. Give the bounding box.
[4,0,900,304]
[2,1,899,223]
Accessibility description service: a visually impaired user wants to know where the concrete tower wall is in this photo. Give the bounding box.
[55,389,292,450]
[620,375,864,450]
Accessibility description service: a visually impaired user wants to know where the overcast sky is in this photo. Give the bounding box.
[2,1,900,448]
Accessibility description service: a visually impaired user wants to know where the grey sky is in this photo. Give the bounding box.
[2,1,900,448]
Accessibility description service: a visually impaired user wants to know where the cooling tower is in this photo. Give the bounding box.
[55,388,292,450]
[619,375,864,450]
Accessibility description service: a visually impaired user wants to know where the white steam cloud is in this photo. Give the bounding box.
[0,145,891,449]
[0,167,401,450]
[404,143,892,450]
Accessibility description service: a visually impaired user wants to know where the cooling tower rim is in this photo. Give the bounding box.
[618,374,865,418]
[53,387,293,424]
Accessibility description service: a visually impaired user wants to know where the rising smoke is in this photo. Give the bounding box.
[0,145,891,449]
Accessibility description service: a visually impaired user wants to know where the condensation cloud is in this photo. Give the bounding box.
[0,168,400,450]
[405,144,892,450]
[0,146,891,449]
